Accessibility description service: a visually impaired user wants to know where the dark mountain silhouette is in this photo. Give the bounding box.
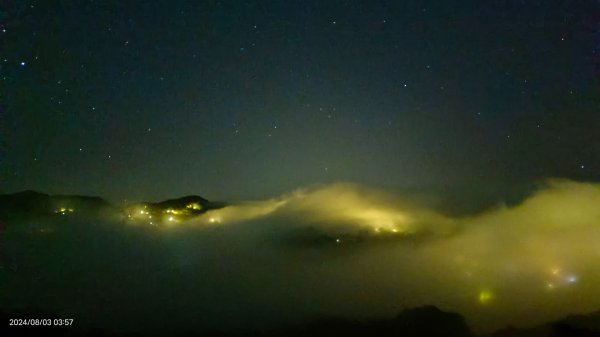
[0,190,113,218]
[0,190,225,227]
[491,310,600,337]
[123,194,226,224]
[0,190,53,216]
[147,195,225,213]
[0,305,473,337]
[0,190,226,215]
[3,305,600,337]
[277,305,473,337]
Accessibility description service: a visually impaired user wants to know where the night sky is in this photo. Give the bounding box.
[4,2,600,335]
[1,1,599,202]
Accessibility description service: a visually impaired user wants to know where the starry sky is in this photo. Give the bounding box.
[1,0,599,202]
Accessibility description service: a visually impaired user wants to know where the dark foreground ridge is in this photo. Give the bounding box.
[2,306,600,337]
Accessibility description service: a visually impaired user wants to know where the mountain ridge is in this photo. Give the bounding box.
[0,190,224,221]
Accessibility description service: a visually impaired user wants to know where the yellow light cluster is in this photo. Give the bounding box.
[478,290,494,304]
[208,217,221,224]
[544,266,579,290]
[165,208,185,215]
[54,207,74,215]
[186,203,202,210]
[126,207,152,223]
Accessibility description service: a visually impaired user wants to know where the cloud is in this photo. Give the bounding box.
[190,183,455,238]
[171,179,600,331]
[4,180,600,334]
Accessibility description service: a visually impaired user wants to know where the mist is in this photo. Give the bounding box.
[3,179,600,334]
